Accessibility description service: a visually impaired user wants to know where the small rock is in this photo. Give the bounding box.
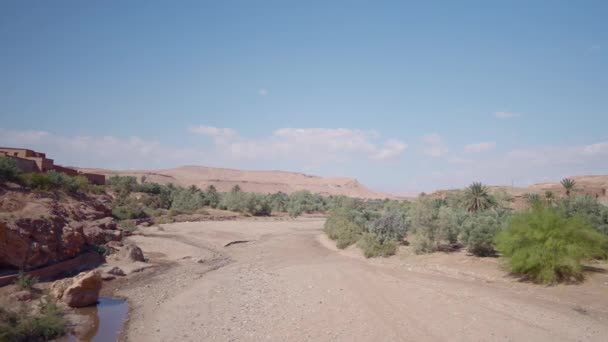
[101,274,116,281]
[115,243,145,262]
[107,266,126,276]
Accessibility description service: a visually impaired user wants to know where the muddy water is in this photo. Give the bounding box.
[65,298,128,342]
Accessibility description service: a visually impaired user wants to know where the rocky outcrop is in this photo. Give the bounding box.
[0,189,121,270]
[60,270,102,308]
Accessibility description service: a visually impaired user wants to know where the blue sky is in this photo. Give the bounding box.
[1,1,607,193]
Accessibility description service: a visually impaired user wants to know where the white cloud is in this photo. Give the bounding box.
[582,142,608,156]
[448,156,473,164]
[191,126,407,162]
[422,133,448,157]
[189,126,237,144]
[0,128,207,169]
[258,88,268,96]
[464,142,496,153]
[494,111,520,119]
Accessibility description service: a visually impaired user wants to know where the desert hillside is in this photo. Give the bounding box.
[77,166,392,199]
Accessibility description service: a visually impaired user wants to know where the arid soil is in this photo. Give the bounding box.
[115,218,608,342]
[76,166,393,199]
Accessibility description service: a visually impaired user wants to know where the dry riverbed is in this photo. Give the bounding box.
[112,217,608,342]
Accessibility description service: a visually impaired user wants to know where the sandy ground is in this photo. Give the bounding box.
[115,218,608,342]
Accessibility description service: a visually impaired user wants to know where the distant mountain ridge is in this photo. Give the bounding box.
[77,165,394,199]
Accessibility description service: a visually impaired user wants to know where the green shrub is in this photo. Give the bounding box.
[242,193,272,216]
[18,171,97,193]
[268,192,289,212]
[495,206,608,284]
[411,233,435,254]
[204,185,220,208]
[107,175,138,195]
[46,171,78,192]
[0,156,21,182]
[410,197,442,252]
[112,204,147,220]
[324,208,365,249]
[437,206,467,244]
[170,186,205,211]
[287,191,325,217]
[367,207,409,243]
[19,173,54,191]
[14,272,38,291]
[460,210,506,256]
[119,220,137,233]
[559,196,608,235]
[0,296,66,342]
[357,233,397,258]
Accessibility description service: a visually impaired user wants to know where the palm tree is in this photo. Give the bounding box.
[463,182,495,212]
[560,178,576,196]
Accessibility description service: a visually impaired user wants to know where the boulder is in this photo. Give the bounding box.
[115,244,145,262]
[62,270,102,308]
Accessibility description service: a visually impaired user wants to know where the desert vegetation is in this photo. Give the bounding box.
[324,180,608,283]
[496,205,608,283]
[0,156,103,194]
[106,176,334,223]
[0,297,66,342]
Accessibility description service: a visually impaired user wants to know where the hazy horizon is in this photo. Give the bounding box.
[1,1,607,193]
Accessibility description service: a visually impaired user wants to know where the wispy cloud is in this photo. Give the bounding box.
[258,88,268,96]
[494,111,521,119]
[422,133,448,157]
[464,142,496,153]
[188,126,237,143]
[191,126,407,162]
[0,128,207,169]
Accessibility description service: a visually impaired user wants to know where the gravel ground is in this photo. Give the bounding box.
[114,218,608,342]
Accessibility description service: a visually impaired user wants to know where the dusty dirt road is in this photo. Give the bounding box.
[116,218,608,342]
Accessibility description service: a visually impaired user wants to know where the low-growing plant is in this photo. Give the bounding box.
[495,205,608,284]
[119,220,137,233]
[357,233,397,258]
[367,206,409,243]
[287,191,325,217]
[459,210,507,256]
[411,233,435,254]
[324,208,365,249]
[0,296,66,341]
[14,272,38,291]
[0,156,21,182]
[112,202,147,220]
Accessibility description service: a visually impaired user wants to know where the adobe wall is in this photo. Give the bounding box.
[2,155,40,173]
[80,172,105,185]
[52,165,79,177]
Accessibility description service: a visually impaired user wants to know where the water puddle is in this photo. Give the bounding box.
[63,297,128,342]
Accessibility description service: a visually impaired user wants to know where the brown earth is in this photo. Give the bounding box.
[77,166,393,199]
[114,218,608,342]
